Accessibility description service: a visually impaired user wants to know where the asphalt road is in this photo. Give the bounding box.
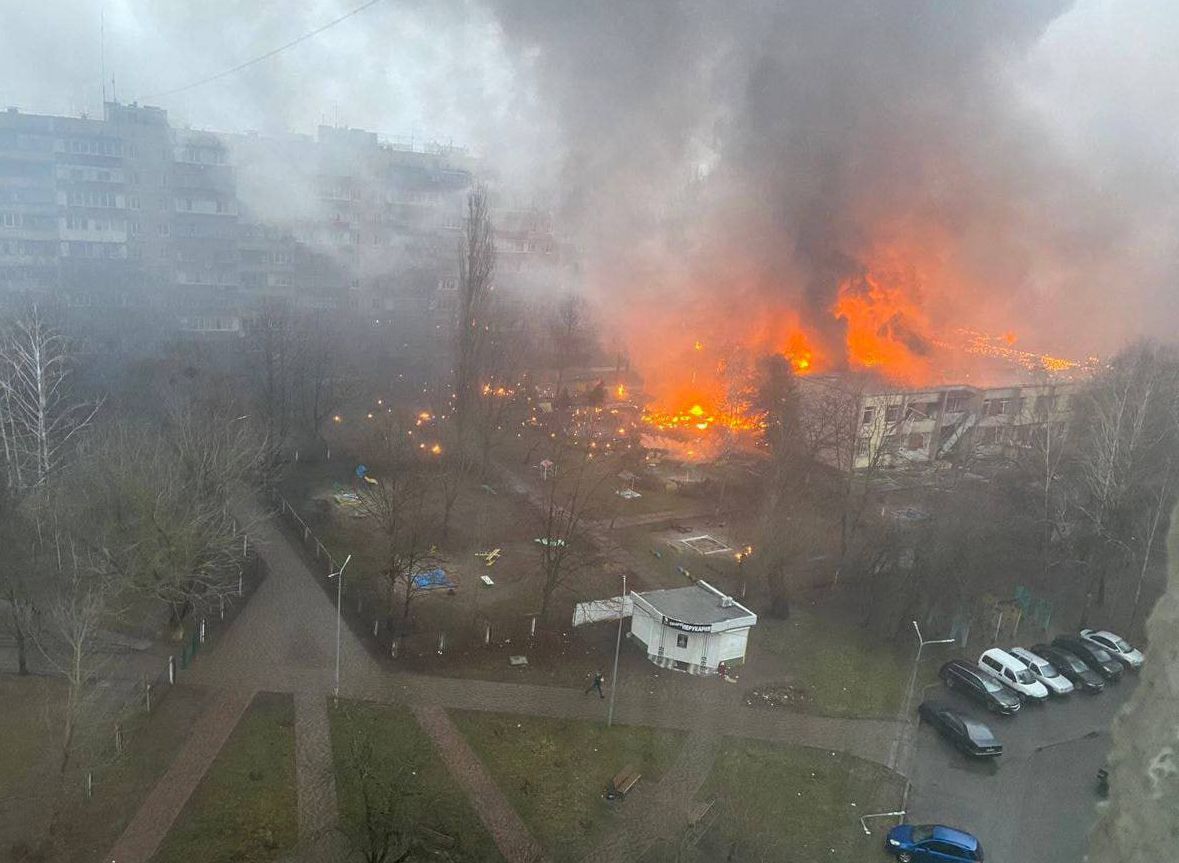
[904,672,1135,863]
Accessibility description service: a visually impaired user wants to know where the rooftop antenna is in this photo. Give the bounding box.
[100,4,107,105]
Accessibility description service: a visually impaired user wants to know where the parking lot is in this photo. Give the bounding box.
[904,671,1136,863]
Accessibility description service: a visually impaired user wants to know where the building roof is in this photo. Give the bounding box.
[635,581,755,626]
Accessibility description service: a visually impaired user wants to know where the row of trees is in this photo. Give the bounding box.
[0,307,265,842]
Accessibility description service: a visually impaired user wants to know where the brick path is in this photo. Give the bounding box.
[104,687,252,863]
[294,691,340,841]
[413,704,548,863]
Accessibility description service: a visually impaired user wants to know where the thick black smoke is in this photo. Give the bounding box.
[485,0,1169,368]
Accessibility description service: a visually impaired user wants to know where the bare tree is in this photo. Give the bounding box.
[534,448,610,621]
[33,555,111,778]
[550,291,586,391]
[1067,343,1179,623]
[337,706,434,863]
[453,186,496,445]
[294,312,355,446]
[0,305,100,489]
[795,377,901,585]
[72,420,255,630]
[253,298,298,462]
[1017,390,1075,584]
[361,476,440,632]
[0,499,38,675]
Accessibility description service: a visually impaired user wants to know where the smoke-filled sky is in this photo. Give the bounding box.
[4,0,1178,379]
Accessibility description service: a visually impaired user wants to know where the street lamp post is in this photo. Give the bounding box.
[891,620,955,772]
[327,554,352,702]
[607,572,628,727]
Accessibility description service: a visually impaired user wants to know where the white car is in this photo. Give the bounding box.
[1080,629,1144,669]
[1010,647,1074,696]
[979,648,1050,703]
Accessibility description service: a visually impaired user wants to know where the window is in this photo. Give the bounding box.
[676,633,689,649]
[884,404,902,423]
[906,433,928,451]
[925,842,962,855]
[861,406,876,426]
[855,438,870,458]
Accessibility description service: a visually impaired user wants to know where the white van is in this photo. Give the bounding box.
[1010,647,1075,697]
[978,648,1049,703]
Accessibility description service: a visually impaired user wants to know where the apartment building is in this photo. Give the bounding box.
[0,101,534,351]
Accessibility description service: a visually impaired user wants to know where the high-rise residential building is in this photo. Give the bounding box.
[0,100,561,352]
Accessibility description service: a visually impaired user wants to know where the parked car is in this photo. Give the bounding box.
[1080,629,1144,670]
[1031,644,1105,694]
[1052,635,1124,681]
[1009,647,1075,696]
[939,660,1022,715]
[886,824,985,862]
[978,648,1049,703]
[917,701,1003,757]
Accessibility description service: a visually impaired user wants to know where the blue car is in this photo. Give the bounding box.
[885,824,984,861]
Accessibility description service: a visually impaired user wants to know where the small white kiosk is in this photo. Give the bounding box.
[629,581,757,675]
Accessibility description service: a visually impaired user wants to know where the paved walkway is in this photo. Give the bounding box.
[105,687,252,863]
[294,691,340,842]
[414,704,548,863]
[108,492,908,863]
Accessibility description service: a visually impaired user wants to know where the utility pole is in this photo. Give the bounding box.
[890,620,955,773]
[327,554,352,702]
[607,572,628,727]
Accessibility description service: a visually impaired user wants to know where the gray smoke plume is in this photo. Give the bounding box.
[3,1,1177,372]
[484,0,1179,377]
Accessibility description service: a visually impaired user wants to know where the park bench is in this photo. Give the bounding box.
[686,797,720,844]
[606,765,641,800]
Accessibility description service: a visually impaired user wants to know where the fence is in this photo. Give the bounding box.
[939,587,1055,652]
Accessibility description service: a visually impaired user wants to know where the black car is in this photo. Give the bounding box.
[1052,635,1124,681]
[939,659,1022,715]
[1032,643,1105,693]
[918,701,1003,757]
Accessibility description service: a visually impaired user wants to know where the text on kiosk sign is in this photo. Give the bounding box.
[661,616,712,633]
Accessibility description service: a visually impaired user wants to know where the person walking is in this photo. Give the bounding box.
[585,669,605,699]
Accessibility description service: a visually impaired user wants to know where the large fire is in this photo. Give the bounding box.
[629,255,1089,459]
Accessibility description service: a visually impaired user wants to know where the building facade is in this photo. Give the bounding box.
[0,101,558,353]
[846,379,1079,470]
[630,580,758,675]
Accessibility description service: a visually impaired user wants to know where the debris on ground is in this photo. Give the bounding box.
[745,683,810,709]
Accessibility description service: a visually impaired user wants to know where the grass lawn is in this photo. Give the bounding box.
[451,711,686,861]
[329,701,503,862]
[153,691,298,863]
[644,738,904,861]
[0,675,63,855]
[743,605,911,719]
[0,676,210,863]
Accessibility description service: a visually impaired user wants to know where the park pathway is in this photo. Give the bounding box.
[104,687,252,863]
[108,492,909,863]
[413,704,548,863]
[293,692,342,844]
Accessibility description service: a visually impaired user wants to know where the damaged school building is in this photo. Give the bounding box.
[801,377,1079,471]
